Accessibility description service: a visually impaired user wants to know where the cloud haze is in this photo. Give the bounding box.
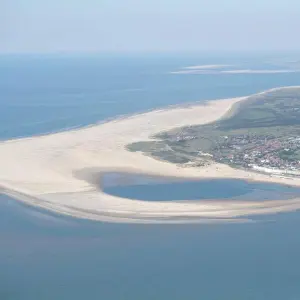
[2,0,300,53]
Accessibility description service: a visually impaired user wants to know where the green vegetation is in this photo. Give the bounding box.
[126,87,300,174]
[217,89,300,130]
[128,141,192,164]
[279,149,300,162]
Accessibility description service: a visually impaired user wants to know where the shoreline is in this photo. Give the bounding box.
[1,86,300,224]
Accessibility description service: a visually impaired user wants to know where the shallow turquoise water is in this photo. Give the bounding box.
[1,53,300,299]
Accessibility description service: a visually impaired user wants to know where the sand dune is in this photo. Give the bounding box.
[1,87,300,223]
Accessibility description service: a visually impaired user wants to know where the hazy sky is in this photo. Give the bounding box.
[2,0,300,53]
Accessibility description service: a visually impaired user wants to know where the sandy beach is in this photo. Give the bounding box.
[2,86,300,223]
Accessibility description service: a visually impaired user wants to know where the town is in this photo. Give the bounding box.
[208,134,300,175]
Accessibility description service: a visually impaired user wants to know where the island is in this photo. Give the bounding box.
[1,86,300,224]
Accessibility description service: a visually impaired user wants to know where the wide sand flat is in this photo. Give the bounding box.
[2,87,300,223]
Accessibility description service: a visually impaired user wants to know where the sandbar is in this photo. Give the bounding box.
[1,86,300,223]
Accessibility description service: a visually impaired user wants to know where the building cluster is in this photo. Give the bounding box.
[172,133,196,142]
[210,134,300,174]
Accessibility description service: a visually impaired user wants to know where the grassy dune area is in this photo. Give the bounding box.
[127,88,300,173]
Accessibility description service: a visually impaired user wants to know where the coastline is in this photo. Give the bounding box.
[1,86,300,223]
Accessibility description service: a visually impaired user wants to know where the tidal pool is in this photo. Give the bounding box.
[101,172,300,202]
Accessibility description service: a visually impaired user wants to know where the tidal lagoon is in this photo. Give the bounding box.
[102,173,300,202]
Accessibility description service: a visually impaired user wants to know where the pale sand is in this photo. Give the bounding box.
[171,69,300,75]
[221,69,300,74]
[183,64,231,70]
[1,86,300,224]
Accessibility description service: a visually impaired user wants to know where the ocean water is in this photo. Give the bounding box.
[2,53,300,140]
[1,53,300,299]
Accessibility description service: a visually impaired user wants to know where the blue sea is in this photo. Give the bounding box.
[1,53,300,299]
